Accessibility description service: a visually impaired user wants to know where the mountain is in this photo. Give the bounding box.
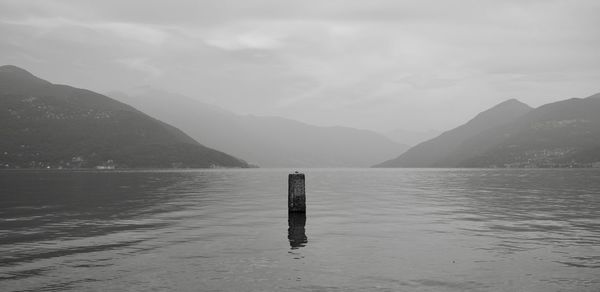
[588,92,600,99]
[374,98,533,167]
[460,94,600,167]
[383,128,441,146]
[0,65,249,169]
[108,87,408,167]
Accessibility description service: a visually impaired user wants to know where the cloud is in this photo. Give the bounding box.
[203,26,285,51]
[2,17,168,46]
[1,0,599,132]
[116,57,162,78]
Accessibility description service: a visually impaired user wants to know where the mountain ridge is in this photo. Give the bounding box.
[460,94,600,167]
[375,98,533,167]
[109,87,409,167]
[0,65,249,169]
[375,93,600,168]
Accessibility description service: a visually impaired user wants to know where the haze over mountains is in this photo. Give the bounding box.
[383,128,441,147]
[0,65,249,169]
[2,64,599,169]
[376,93,600,168]
[109,87,408,167]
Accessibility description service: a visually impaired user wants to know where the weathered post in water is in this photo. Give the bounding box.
[288,172,306,213]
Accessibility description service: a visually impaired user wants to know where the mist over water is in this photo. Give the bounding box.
[1,169,599,291]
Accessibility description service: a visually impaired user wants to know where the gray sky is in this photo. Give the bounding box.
[1,0,599,132]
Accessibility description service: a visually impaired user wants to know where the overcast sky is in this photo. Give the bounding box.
[1,0,599,132]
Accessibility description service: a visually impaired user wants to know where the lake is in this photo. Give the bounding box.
[1,168,599,291]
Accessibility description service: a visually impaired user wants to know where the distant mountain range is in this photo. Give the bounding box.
[375,93,600,168]
[0,65,249,169]
[109,87,408,167]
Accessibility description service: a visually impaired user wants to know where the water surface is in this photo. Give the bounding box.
[1,169,599,291]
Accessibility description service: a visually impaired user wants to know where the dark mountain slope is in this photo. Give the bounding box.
[0,65,248,169]
[461,94,600,167]
[375,99,533,167]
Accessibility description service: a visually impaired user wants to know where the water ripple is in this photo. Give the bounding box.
[0,168,599,291]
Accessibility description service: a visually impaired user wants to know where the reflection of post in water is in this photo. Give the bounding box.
[288,212,307,249]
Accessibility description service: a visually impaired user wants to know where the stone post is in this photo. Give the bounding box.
[288,172,306,213]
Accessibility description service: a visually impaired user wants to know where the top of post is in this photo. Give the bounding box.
[289,171,304,179]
